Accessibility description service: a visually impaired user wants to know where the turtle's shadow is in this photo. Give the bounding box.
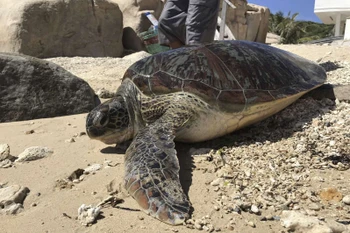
[176,143,195,196]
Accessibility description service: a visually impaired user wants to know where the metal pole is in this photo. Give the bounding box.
[335,14,342,36]
[219,0,227,40]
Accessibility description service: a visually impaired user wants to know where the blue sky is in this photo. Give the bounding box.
[249,0,321,23]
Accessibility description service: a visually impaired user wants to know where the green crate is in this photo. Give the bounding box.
[139,28,170,54]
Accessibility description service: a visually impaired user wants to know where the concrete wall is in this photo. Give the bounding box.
[315,0,350,24]
[315,0,350,13]
[314,0,350,36]
[345,18,350,40]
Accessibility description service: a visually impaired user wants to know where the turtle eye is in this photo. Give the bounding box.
[99,115,109,127]
[93,112,109,127]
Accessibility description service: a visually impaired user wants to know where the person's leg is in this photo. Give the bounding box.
[158,0,189,48]
[186,0,220,45]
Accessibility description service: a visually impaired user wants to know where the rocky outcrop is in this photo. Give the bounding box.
[0,53,100,122]
[220,0,270,43]
[0,0,123,58]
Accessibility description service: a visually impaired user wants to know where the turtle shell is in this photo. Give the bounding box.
[123,40,326,110]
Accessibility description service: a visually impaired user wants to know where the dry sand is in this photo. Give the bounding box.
[0,44,350,233]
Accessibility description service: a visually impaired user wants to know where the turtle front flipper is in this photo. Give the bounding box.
[124,120,191,225]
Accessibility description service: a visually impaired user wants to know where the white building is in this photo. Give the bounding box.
[314,0,350,40]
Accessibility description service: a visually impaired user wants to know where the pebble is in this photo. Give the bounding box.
[194,222,202,230]
[250,204,260,214]
[342,195,350,205]
[65,138,75,143]
[79,132,87,136]
[305,209,317,216]
[310,132,319,140]
[213,205,220,211]
[247,221,255,228]
[210,178,224,186]
[329,140,336,146]
[25,129,35,134]
[308,203,321,211]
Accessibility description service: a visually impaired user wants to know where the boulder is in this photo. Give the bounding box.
[0,53,100,122]
[219,0,270,43]
[0,0,123,58]
[112,0,165,51]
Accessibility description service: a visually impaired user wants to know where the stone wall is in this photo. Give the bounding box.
[220,0,270,43]
[0,0,123,58]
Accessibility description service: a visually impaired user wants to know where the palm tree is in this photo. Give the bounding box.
[276,12,305,44]
[269,11,285,34]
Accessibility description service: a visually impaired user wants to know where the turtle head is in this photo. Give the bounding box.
[86,96,133,145]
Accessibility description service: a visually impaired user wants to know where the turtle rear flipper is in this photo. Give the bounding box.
[125,120,191,225]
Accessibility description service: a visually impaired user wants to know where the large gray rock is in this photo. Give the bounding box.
[0,53,100,122]
[0,0,123,58]
[219,0,269,43]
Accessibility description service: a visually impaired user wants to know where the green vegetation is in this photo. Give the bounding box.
[269,11,334,44]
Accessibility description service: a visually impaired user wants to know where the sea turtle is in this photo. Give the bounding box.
[86,40,326,225]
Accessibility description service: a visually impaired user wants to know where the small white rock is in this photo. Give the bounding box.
[0,144,11,161]
[308,203,321,211]
[84,164,102,174]
[247,221,255,228]
[342,195,350,205]
[329,140,336,146]
[251,204,260,214]
[77,204,101,226]
[15,147,53,163]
